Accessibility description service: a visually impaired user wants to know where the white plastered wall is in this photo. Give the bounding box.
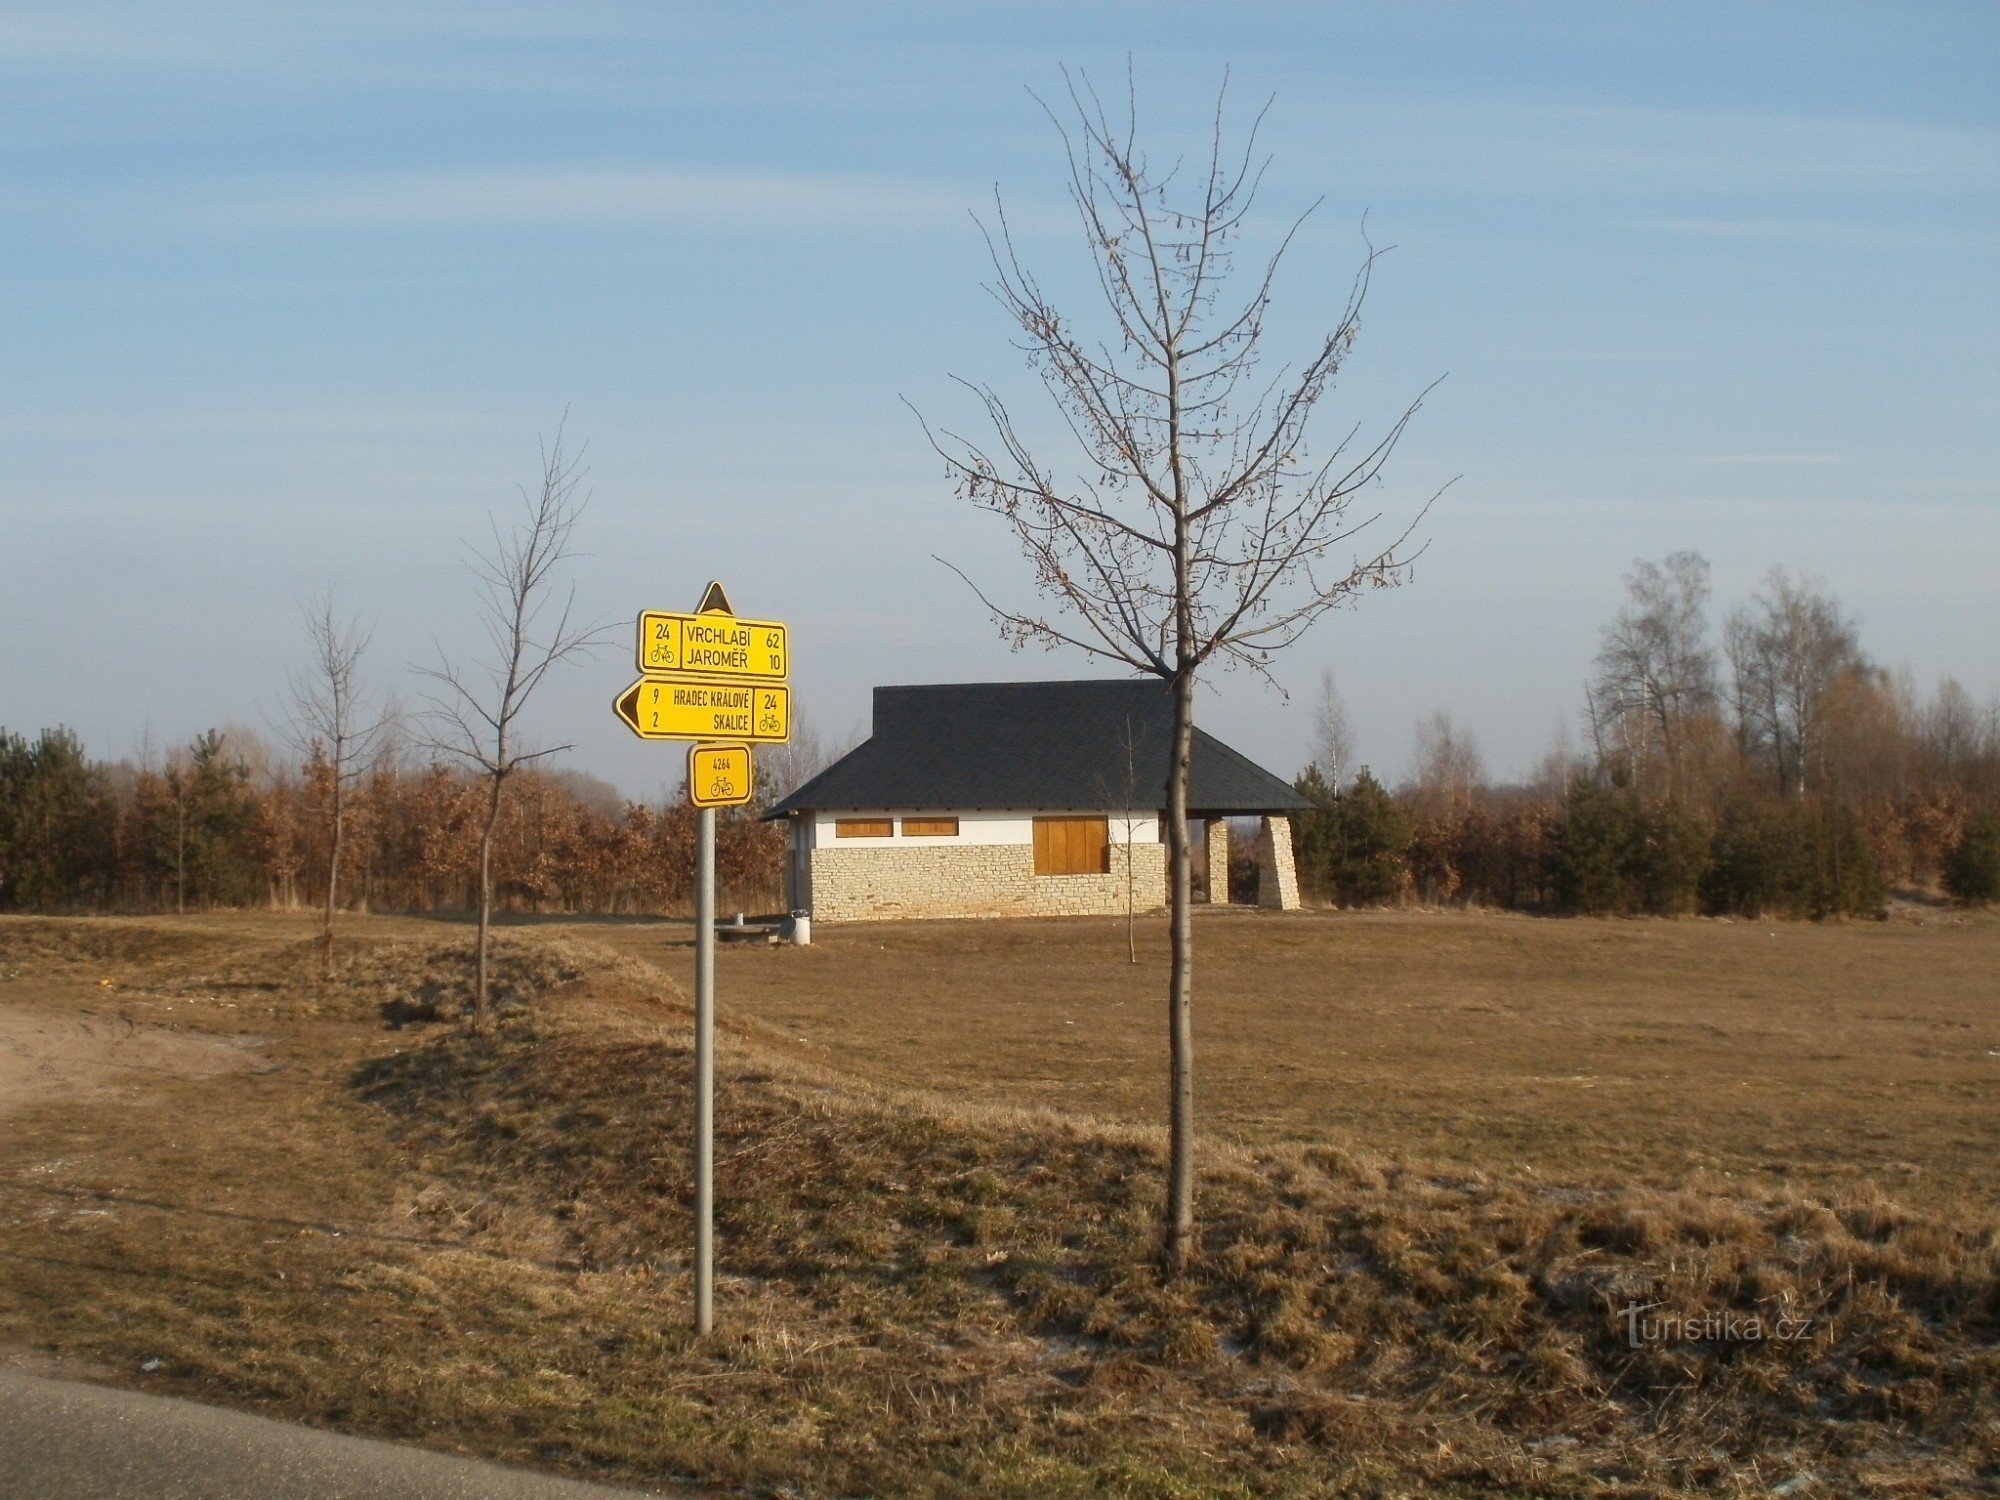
[809,810,1160,847]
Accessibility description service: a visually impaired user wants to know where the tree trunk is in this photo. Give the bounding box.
[1163,663,1196,1270]
[474,773,503,1031]
[322,790,342,980]
[1126,813,1138,965]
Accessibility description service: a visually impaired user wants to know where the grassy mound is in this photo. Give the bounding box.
[0,915,241,978]
[355,977,2000,1497]
[0,914,682,1026]
[158,929,682,1024]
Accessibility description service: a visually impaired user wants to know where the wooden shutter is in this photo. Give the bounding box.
[1033,816,1109,875]
[834,818,893,839]
[901,816,959,837]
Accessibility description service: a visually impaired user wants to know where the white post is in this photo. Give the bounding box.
[694,804,716,1335]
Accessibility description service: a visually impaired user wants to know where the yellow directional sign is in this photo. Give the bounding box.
[638,610,787,680]
[688,744,753,808]
[615,679,790,743]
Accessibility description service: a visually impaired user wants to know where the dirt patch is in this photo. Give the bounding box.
[0,1342,117,1382]
[0,993,264,1119]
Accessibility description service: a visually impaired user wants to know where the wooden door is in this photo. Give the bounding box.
[1033,816,1110,875]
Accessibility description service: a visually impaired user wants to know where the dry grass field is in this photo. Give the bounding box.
[1,908,1996,1497]
[575,905,2000,1208]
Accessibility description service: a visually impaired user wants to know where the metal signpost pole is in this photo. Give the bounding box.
[693,803,717,1336]
[617,582,785,1338]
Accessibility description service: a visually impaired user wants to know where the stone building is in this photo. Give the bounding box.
[767,680,1305,923]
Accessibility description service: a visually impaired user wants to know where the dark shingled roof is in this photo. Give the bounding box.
[767,679,1308,818]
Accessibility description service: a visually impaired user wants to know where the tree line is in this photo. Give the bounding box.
[5,554,1996,922]
[0,724,791,918]
[1,423,819,935]
[1291,555,2000,917]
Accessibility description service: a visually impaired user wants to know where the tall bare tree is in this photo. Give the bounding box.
[1586,551,1719,799]
[1310,666,1356,792]
[420,423,605,1029]
[1919,676,1999,799]
[1724,568,1864,801]
[1409,709,1484,816]
[921,71,1439,1268]
[281,592,392,976]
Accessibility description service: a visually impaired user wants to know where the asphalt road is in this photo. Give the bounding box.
[0,1368,690,1499]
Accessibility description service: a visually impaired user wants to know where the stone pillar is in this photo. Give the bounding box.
[1203,817,1230,904]
[786,815,812,915]
[1256,815,1301,911]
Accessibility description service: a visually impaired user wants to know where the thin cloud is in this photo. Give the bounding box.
[210,168,984,233]
[1633,216,1962,249]
[0,14,156,59]
[1679,452,1848,467]
[1292,93,2000,197]
[0,407,508,440]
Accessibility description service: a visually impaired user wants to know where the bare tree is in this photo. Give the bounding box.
[1409,709,1484,816]
[1724,568,1864,800]
[281,591,391,976]
[1530,716,1581,801]
[1094,715,1152,965]
[1919,676,1999,799]
[420,424,606,1029]
[163,757,189,915]
[1310,666,1355,792]
[1586,551,1718,799]
[920,70,1439,1268]
[756,703,851,805]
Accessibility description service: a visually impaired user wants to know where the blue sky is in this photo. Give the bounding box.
[3,2,1995,797]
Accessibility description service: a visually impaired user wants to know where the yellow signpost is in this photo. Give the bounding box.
[614,679,790,743]
[612,580,790,1339]
[687,743,753,808]
[638,610,787,679]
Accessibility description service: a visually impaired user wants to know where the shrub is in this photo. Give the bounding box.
[1629,799,1711,916]
[1547,786,1707,916]
[1812,801,1888,917]
[0,727,117,910]
[1452,800,1555,910]
[1291,766,1410,907]
[1703,798,1885,919]
[1549,783,1635,915]
[1942,809,2000,905]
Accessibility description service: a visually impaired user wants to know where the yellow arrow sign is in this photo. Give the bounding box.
[615,679,790,743]
[637,610,787,680]
[688,743,753,808]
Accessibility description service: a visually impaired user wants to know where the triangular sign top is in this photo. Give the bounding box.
[695,580,733,615]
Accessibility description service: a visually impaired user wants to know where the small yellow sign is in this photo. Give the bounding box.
[688,744,753,808]
[615,679,790,743]
[638,610,787,680]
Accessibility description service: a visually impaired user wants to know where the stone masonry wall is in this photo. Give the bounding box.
[1204,818,1231,904]
[811,842,1169,923]
[1256,814,1302,910]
